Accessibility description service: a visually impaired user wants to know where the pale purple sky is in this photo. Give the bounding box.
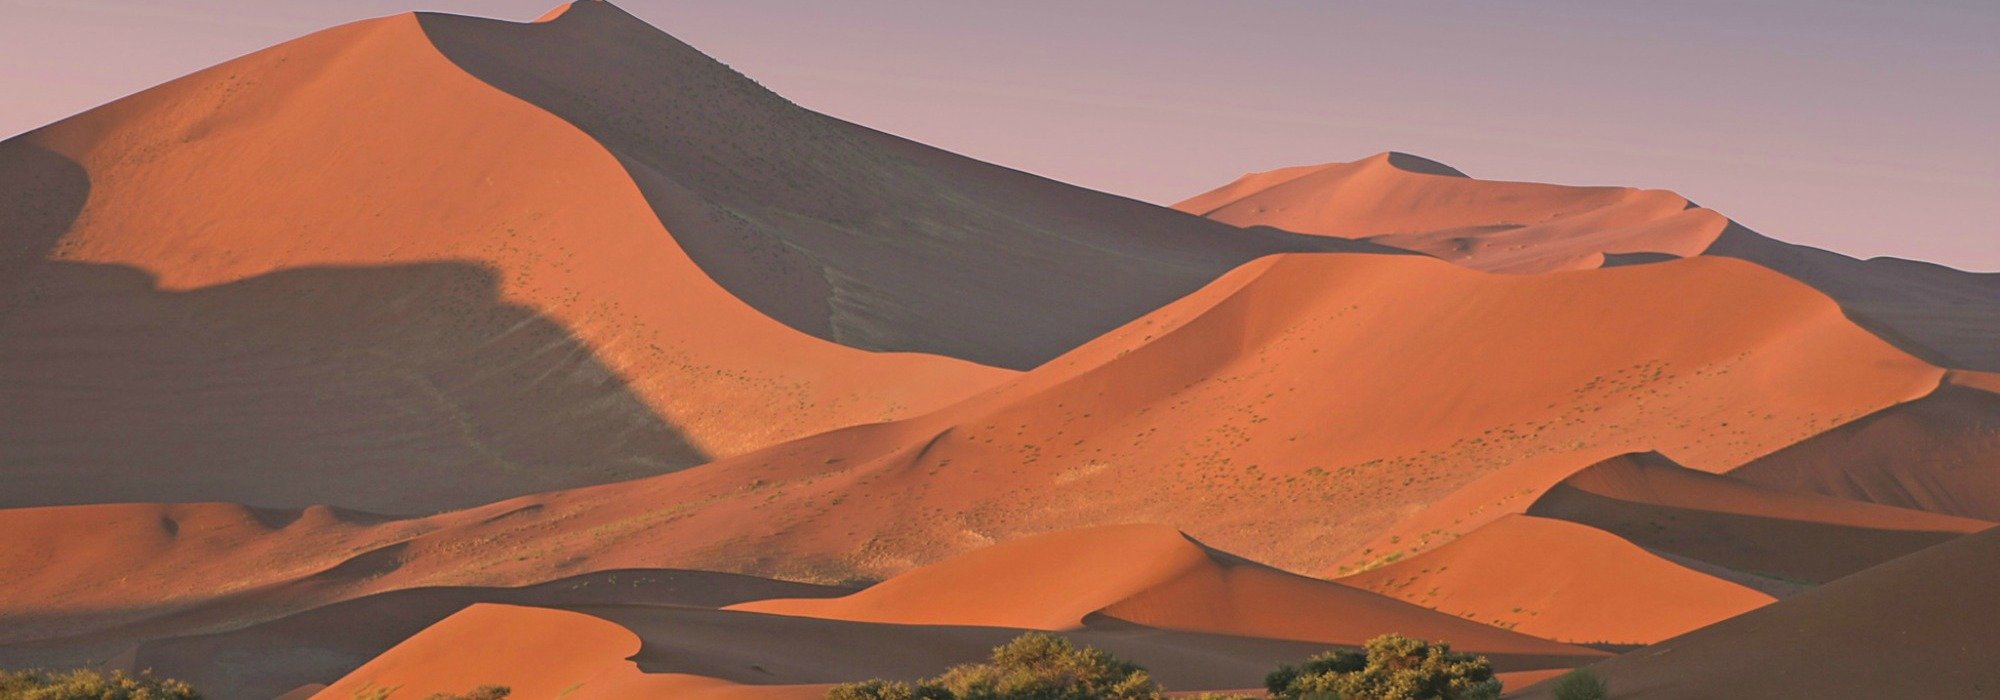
[4,1,1995,270]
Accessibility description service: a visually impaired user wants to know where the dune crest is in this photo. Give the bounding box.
[1342,514,1773,645]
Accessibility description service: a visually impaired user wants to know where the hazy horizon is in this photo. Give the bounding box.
[3,0,1994,270]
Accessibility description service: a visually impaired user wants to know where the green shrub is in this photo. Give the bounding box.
[825,632,1161,699]
[1549,669,1607,700]
[1265,634,1500,700]
[420,686,510,700]
[0,668,201,700]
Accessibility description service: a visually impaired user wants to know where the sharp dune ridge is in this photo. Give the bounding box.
[0,2,1995,699]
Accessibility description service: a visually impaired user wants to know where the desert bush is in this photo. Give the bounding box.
[1265,634,1500,700]
[419,687,510,700]
[825,632,1162,699]
[1549,669,1607,700]
[0,668,201,700]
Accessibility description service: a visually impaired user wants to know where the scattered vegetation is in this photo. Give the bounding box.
[1549,669,1608,700]
[825,632,1164,699]
[1265,634,1500,700]
[828,633,1503,700]
[348,685,509,700]
[0,668,201,700]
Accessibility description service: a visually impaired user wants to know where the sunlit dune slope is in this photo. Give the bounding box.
[582,253,1938,577]
[316,526,1602,698]
[96,570,845,700]
[1528,450,1990,583]
[1342,514,1772,645]
[414,1,1380,370]
[733,524,1590,658]
[1730,372,2000,520]
[1510,524,2000,699]
[0,10,1008,512]
[1178,155,2000,371]
[0,249,1947,669]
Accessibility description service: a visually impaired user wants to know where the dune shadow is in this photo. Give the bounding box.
[412,7,1397,370]
[0,137,91,307]
[0,569,848,700]
[0,258,708,514]
[1705,222,2000,372]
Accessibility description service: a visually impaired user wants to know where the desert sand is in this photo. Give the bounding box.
[1,1,1994,698]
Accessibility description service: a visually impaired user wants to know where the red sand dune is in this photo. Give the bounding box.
[734,524,1590,658]
[92,570,845,700]
[593,252,1939,578]
[0,248,1948,664]
[1510,524,2000,699]
[1730,372,2000,520]
[1178,156,2000,372]
[1527,450,1990,583]
[0,0,1375,514]
[0,9,1007,513]
[315,527,1602,698]
[1176,152,1726,274]
[1342,514,1773,645]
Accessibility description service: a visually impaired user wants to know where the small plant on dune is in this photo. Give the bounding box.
[1265,634,1500,700]
[0,668,201,700]
[1549,669,1607,700]
[825,632,1163,699]
[419,686,510,700]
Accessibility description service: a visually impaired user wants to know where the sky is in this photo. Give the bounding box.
[3,1,1996,270]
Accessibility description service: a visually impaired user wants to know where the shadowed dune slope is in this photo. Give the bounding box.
[320,602,1552,700]
[0,250,1949,665]
[416,1,1382,371]
[1528,450,1990,583]
[74,571,845,700]
[733,524,1591,658]
[1729,372,2000,520]
[1511,524,2000,700]
[1342,514,1773,645]
[564,253,1940,577]
[1178,156,2000,371]
[0,10,1010,510]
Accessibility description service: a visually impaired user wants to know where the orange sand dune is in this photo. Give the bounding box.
[414,1,1379,370]
[597,253,1939,578]
[316,526,1604,698]
[1510,524,2000,699]
[0,10,1005,512]
[87,570,843,700]
[1730,372,2000,520]
[1176,152,1727,274]
[734,524,1591,658]
[0,250,1944,657]
[1179,156,2000,371]
[319,602,1527,699]
[1342,515,1773,645]
[0,249,1948,683]
[1528,450,1990,583]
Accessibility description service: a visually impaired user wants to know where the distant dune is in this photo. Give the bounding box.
[1178,154,2000,372]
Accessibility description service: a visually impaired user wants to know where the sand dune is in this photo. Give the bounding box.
[414,1,1378,370]
[1528,450,1990,583]
[734,524,1590,657]
[1342,514,1773,645]
[1179,155,2000,371]
[100,570,844,700]
[1176,153,1726,274]
[316,527,1601,698]
[622,253,1940,578]
[1510,524,2000,699]
[0,10,1010,512]
[1730,372,2000,520]
[0,248,1944,663]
